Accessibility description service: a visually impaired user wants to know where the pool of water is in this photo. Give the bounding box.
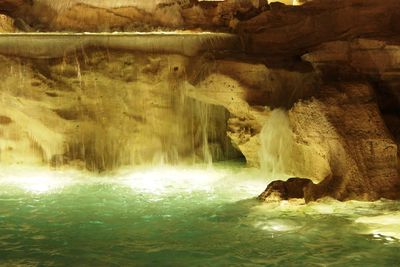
[0,162,399,266]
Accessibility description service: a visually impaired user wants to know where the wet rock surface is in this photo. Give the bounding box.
[0,0,399,201]
[0,52,240,170]
[258,178,313,201]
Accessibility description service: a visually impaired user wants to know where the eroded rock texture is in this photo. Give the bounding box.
[303,39,400,147]
[186,58,319,166]
[0,52,239,170]
[291,83,399,201]
[238,0,400,56]
[0,0,399,201]
[258,177,313,201]
[239,0,400,201]
[0,0,265,32]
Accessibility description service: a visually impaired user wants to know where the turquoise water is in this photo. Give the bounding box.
[0,163,399,266]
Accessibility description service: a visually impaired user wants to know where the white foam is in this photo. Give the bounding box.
[355,213,400,240]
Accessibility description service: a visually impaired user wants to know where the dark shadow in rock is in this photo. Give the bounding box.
[304,175,345,203]
[0,115,12,125]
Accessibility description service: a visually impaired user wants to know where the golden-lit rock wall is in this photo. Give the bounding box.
[188,60,399,201]
[290,83,399,201]
[0,52,239,170]
[0,0,399,201]
[0,0,262,32]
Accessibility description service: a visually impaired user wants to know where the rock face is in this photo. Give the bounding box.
[258,177,313,201]
[241,0,400,201]
[0,0,399,201]
[1,0,263,32]
[187,51,400,202]
[290,83,399,201]
[257,82,399,202]
[186,59,319,166]
[302,38,400,146]
[238,0,400,56]
[0,51,240,170]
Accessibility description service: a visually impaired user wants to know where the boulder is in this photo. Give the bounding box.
[258,177,313,201]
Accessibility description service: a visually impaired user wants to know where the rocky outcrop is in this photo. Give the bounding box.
[238,0,400,56]
[0,52,239,170]
[237,0,400,201]
[0,0,263,32]
[3,40,395,201]
[302,38,400,148]
[303,39,400,101]
[290,83,399,200]
[186,56,395,201]
[0,0,399,201]
[258,82,400,202]
[258,177,313,201]
[3,0,399,37]
[186,59,319,166]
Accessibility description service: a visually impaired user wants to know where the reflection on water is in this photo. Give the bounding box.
[0,162,399,266]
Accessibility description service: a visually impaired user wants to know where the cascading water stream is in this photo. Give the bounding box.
[0,32,242,170]
[259,109,296,179]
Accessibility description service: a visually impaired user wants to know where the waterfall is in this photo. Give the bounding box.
[0,42,240,170]
[259,109,296,179]
[0,31,242,171]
